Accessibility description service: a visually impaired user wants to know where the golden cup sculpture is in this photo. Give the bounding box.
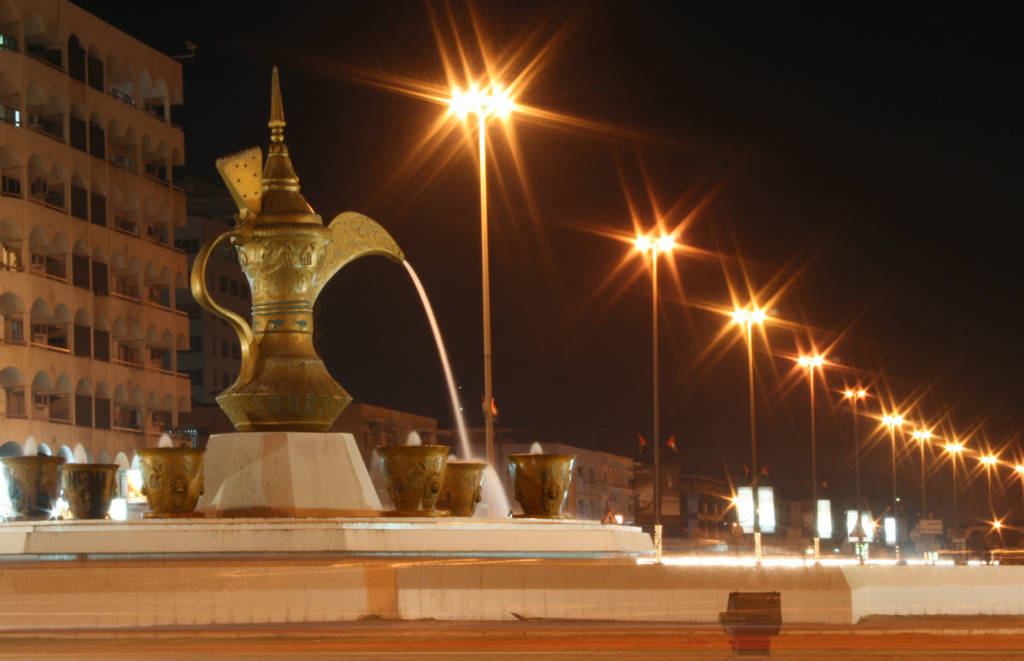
[378,445,449,517]
[191,67,405,433]
[437,461,486,517]
[508,454,576,519]
[0,455,65,521]
[138,448,205,518]
[61,463,118,519]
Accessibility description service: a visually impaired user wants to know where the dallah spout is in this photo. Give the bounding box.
[313,211,405,300]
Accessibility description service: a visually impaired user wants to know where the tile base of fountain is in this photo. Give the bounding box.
[197,432,382,517]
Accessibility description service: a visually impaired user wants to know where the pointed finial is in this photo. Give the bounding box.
[269,66,285,142]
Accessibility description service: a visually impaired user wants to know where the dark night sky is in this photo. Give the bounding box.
[79,2,1023,518]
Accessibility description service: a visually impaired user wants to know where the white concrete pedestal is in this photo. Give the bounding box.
[197,432,381,517]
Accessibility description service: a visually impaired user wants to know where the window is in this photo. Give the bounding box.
[73,324,90,357]
[90,192,106,226]
[1,241,21,271]
[93,329,109,361]
[87,56,104,91]
[3,314,24,344]
[88,122,105,159]
[221,339,228,357]
[69,116,87,151]
[94,397,110,429]
[68,37,86,82]
[70,184,88,219]
[4,387,25,418]
[189,335,201,351]
[231,342,240,360]
[219,276,228,292]
[1,171,20,197]
[91,261,108,296]
[186,368,203,384]
[74,394,92,427]
[229,279,238,296]
[72,254,90,288]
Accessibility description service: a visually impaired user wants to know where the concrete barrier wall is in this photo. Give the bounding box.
[7,558,1024,631]
[842,565,1024,621]
[395,564,852,624]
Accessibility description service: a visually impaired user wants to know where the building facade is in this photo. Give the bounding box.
[0,0,189,462]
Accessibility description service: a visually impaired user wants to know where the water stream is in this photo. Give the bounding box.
[404,260,510,517]
[403,261,471,459]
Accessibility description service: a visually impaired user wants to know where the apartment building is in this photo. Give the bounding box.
[0,0,189,463]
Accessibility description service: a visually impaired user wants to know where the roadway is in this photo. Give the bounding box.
[4,617,1024,660]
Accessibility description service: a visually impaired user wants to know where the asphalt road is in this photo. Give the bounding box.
[4,618,1024,660]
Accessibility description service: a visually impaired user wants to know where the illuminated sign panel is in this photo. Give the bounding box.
[736,486,776,534]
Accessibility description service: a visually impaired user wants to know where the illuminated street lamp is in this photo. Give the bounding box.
[944,441,965,527]
[844,388,868,562]
[881,413,905,560]
[798,353,825,562]
[449,84,515,469]
[911,429,933,517]
[980,453,999,515]
[634,232,675,532]
[732,305,767,564]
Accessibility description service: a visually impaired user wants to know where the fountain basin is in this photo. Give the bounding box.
[508,453,575,519]
[437,461,486,517]
[0,456,65,521]
[61,463,118,520]
[138,448,205,518]
[378,445,449,517]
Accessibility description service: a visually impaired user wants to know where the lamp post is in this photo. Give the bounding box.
[881,413,905,561]
[635,233,675,535]
[844,388,868,563]
[980,454,998,516]
[449,84,514,469]
[911,429,933,518]
[798,354,825,563]
[732,306,767,564]
[944,441,965,530]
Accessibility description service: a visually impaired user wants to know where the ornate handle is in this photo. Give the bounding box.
[190,230,258,387]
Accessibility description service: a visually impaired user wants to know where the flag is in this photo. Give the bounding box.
[666,435,677,452]
[490,397,498,417]
[637,434,647,449]
[743,464,750,476]
[761,465,768,476]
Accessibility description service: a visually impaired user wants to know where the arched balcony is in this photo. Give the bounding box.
[111,254,140,301]
[29,299,69,353]
[111,318,143,367]
[0,366,26,418]
[112,385,143,433]
[28,227,67,281]
[0,145,21,197]
[0,218,22,272]
[0,292,25,345]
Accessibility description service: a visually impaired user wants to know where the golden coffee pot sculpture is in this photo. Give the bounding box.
[191,68,405,432]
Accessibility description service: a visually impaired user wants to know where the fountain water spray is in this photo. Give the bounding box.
[404,261,471,459]
[404,260,509,517]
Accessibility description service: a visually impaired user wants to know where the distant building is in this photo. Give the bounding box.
[1,0,189,462]
[680,473,732,540]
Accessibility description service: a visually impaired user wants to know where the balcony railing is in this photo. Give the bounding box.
[113,215,139,236]
[110,151,138,173]
[110,89,135,107]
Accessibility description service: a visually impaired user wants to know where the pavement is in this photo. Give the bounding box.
[3,616,1024,660]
